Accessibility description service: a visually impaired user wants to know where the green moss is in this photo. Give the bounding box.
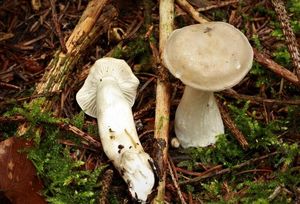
[272,47,291,68]
[2,102,106,203]
[27,125,107,204]
[182,100,299,203]
[70,112,85,129]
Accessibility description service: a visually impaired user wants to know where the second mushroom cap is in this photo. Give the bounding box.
[162,21,253,91]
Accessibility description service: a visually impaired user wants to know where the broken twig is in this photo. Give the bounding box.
[176,0,209,23]
[271,0,300,82]
[152,0,174,202]
[217,99,249,150]
[180,151,278,185]
[253,48,299,86]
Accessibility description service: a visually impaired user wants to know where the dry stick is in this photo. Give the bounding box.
[16,0,113,136]
[176,164,223,177]
[217,99,249,150]
[98,169,114,204]
[197,0,239,12]
[50,0,67,53]
[0,81,21,90]
[59,123,101,148]
[152,0,174,203]
[0,91,61,107]
[0,115,26,123]
[167,157,187,204]
[222,89,300,105]
[0,115,101,148]
[253,48,299,86]
[271,0,300,82]
[176,0,209,23]
[180,151,278,185]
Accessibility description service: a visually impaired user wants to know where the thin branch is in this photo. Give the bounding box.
[179,152,278,185]
[271,0,300,82]
[217,98,249,150]
[175,0,209,23]
[253,48,299,86]
[222,89,300,105]
[152,0,174,202]
[0,115,101,149]
[197,0,239,12]
[168,157,187,204]
[50,0,67,53]
[98,169,114,204]
[59,123,101,148]
[0,115,26,123]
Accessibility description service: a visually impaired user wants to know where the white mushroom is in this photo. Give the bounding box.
[76,57,155,202]
[162,22,253,148]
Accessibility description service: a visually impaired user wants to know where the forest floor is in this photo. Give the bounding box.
[0,0,299,203]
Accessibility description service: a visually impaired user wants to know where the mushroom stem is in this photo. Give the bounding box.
[95,77,154,201]
[175,86,224,148]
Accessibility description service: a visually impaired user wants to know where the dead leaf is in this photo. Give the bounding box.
[0,137,46,204]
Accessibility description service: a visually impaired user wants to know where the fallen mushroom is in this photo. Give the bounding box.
[162,22,253,148]
[0,137,46,204]
[76,57,155,202]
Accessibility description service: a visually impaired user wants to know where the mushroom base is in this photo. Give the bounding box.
[96,78,155,201]
[175,86,224,148]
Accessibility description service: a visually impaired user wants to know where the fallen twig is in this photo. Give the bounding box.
[152,0,174,202]
[0,115,26,123]
[175,0,209,23]
[0,81,21,90]
[222,89,300,105]
[168,157,187,204]
[59,123,101,148]
[50,0,67,53]
[179,151,278,185]
[0,91,61,107]
[271,0,300,82]
[217,98,249,150]
[98,169,114,204]
[0,115,101,148]
[176,165,223,177]
[253,48,299,86]
[197,0,239,12]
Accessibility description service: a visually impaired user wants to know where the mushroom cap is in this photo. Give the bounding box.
[162,22,253,91]
[76,57,139,118]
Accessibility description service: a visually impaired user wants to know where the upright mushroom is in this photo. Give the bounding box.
[162,22,253,148]
[76,57,155,202]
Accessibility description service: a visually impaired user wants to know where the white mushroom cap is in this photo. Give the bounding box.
[162,22,253,91]
[76,57,139,118]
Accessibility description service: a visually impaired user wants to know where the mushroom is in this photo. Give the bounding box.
[76,57,155,202]
[162,22,253,148]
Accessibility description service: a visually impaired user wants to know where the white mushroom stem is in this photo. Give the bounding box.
[175,86,224,148]
[96,76,154,202]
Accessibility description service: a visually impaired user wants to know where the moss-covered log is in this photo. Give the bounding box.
[17,0,117,136]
